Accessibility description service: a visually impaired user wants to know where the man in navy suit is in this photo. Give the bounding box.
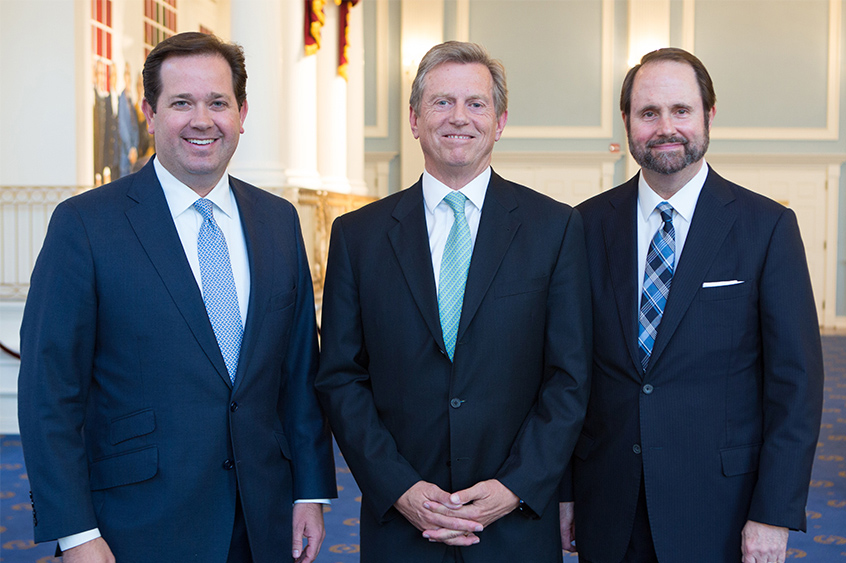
[315,41,591,563]
[562,48,824,563]
[18,32,335,563]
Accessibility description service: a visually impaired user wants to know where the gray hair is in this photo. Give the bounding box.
[409,41,508,118]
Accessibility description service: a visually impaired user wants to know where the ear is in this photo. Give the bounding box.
[239,99,249,134]
[707,105,716,129]
[409,106,420,139]
[621,110,629,132]
[494,110,508,141]
[141,98,156,135]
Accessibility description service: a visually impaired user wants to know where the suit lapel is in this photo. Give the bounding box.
[124,160,231,386]
[387,182,446,351]
[457,173,519,340]
[647,170,737,372]
[229,178,269,390]
[603,177,642,375]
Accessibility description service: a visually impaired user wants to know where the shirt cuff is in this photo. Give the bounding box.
[295,499,331,505]
[58,528,101,551]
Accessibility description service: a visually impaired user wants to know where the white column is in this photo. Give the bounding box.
[228,0,287,188]
[316,2,351,193]
[0,0,82,186]
[228,0,322,190]
[400,0,443,188]
[346,2,368,195]
[280,0,321,190]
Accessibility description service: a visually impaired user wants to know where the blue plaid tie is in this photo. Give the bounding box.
[194,198,243,383]
[638,202,675,372]
[438,192,471,362]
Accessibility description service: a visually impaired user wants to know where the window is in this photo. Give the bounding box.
[144,0,177,57]
[91,0,113,91]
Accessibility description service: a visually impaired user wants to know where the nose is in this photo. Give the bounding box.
[656,113,676,136]
[190,105,213,129]
[449,103,470,126]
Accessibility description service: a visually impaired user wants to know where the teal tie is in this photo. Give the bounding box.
[438,192,472,362]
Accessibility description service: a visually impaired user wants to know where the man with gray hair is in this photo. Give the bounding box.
[316,41,592,562]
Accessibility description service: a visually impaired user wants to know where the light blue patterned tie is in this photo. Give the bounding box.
[638,202,675,372]
[438,192,472,362]
[194,198,243,383]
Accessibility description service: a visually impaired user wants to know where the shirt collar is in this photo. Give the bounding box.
[637,161,709,223]
[154,157,235,219]
[422,167,491,214]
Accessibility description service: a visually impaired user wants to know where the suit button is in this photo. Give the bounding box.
[632,444,642,454]
[642,384,654,394]
[223,459,235,470]
[450,398,463,409]
[230,402,239,412]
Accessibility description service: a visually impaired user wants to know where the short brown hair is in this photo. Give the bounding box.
[620,48,716,117]
[409,41,508,118]
[143,32,247,112]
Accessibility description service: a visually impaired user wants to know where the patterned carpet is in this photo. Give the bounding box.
[2,335,845,561]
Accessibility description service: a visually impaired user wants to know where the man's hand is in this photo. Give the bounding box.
[741,520,788,563]
[61,537,115,563]
[432,479,520,527]
[293,502,326,563]
[395,481,482,546]
[560,501,576,552]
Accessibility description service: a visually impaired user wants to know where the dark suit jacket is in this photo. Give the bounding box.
[571,168,824,562]
[18,158,336,563]
[315,172,592,563]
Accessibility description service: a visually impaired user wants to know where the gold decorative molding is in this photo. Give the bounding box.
[295,189,376,305]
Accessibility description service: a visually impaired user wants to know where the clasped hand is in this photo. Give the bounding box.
[394,479,520,546]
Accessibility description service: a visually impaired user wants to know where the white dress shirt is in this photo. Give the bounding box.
[422,168,490,292]
[636,162,709,297]
[156,157,251,325]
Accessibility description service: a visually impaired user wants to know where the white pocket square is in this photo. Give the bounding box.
[702,280,744,288]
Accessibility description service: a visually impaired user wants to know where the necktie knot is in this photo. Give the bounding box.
[443,191,468,218]
[193,198,215,222]
[656,202,674,224]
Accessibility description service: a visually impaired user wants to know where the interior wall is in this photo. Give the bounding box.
[363,0,846,325]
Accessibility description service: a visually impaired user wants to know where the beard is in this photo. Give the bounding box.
[628,123,710,176]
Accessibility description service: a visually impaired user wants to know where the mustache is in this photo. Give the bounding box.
[646,136,688,148]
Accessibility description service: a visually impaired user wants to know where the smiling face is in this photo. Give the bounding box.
[625,60,715,194]
[142,53,247,195]
[410,62,507,189]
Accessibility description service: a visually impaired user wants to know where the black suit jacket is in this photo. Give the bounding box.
[18,158,336,563]
[315,171,592,563]
[571,168,824,562]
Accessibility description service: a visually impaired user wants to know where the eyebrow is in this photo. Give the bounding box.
[169,92,231,101]
[637,102,695,113]
[427,92,489,103]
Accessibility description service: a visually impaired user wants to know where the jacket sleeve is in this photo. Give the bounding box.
[18,201,101,542]
[314,218,424,521]
[494,208,592,515]
[747,208,824,531]
[281,205,338,500]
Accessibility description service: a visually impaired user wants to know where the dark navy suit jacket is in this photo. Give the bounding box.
[18,158,336,563]
[316,172,592,563]
[570,168,824,562]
